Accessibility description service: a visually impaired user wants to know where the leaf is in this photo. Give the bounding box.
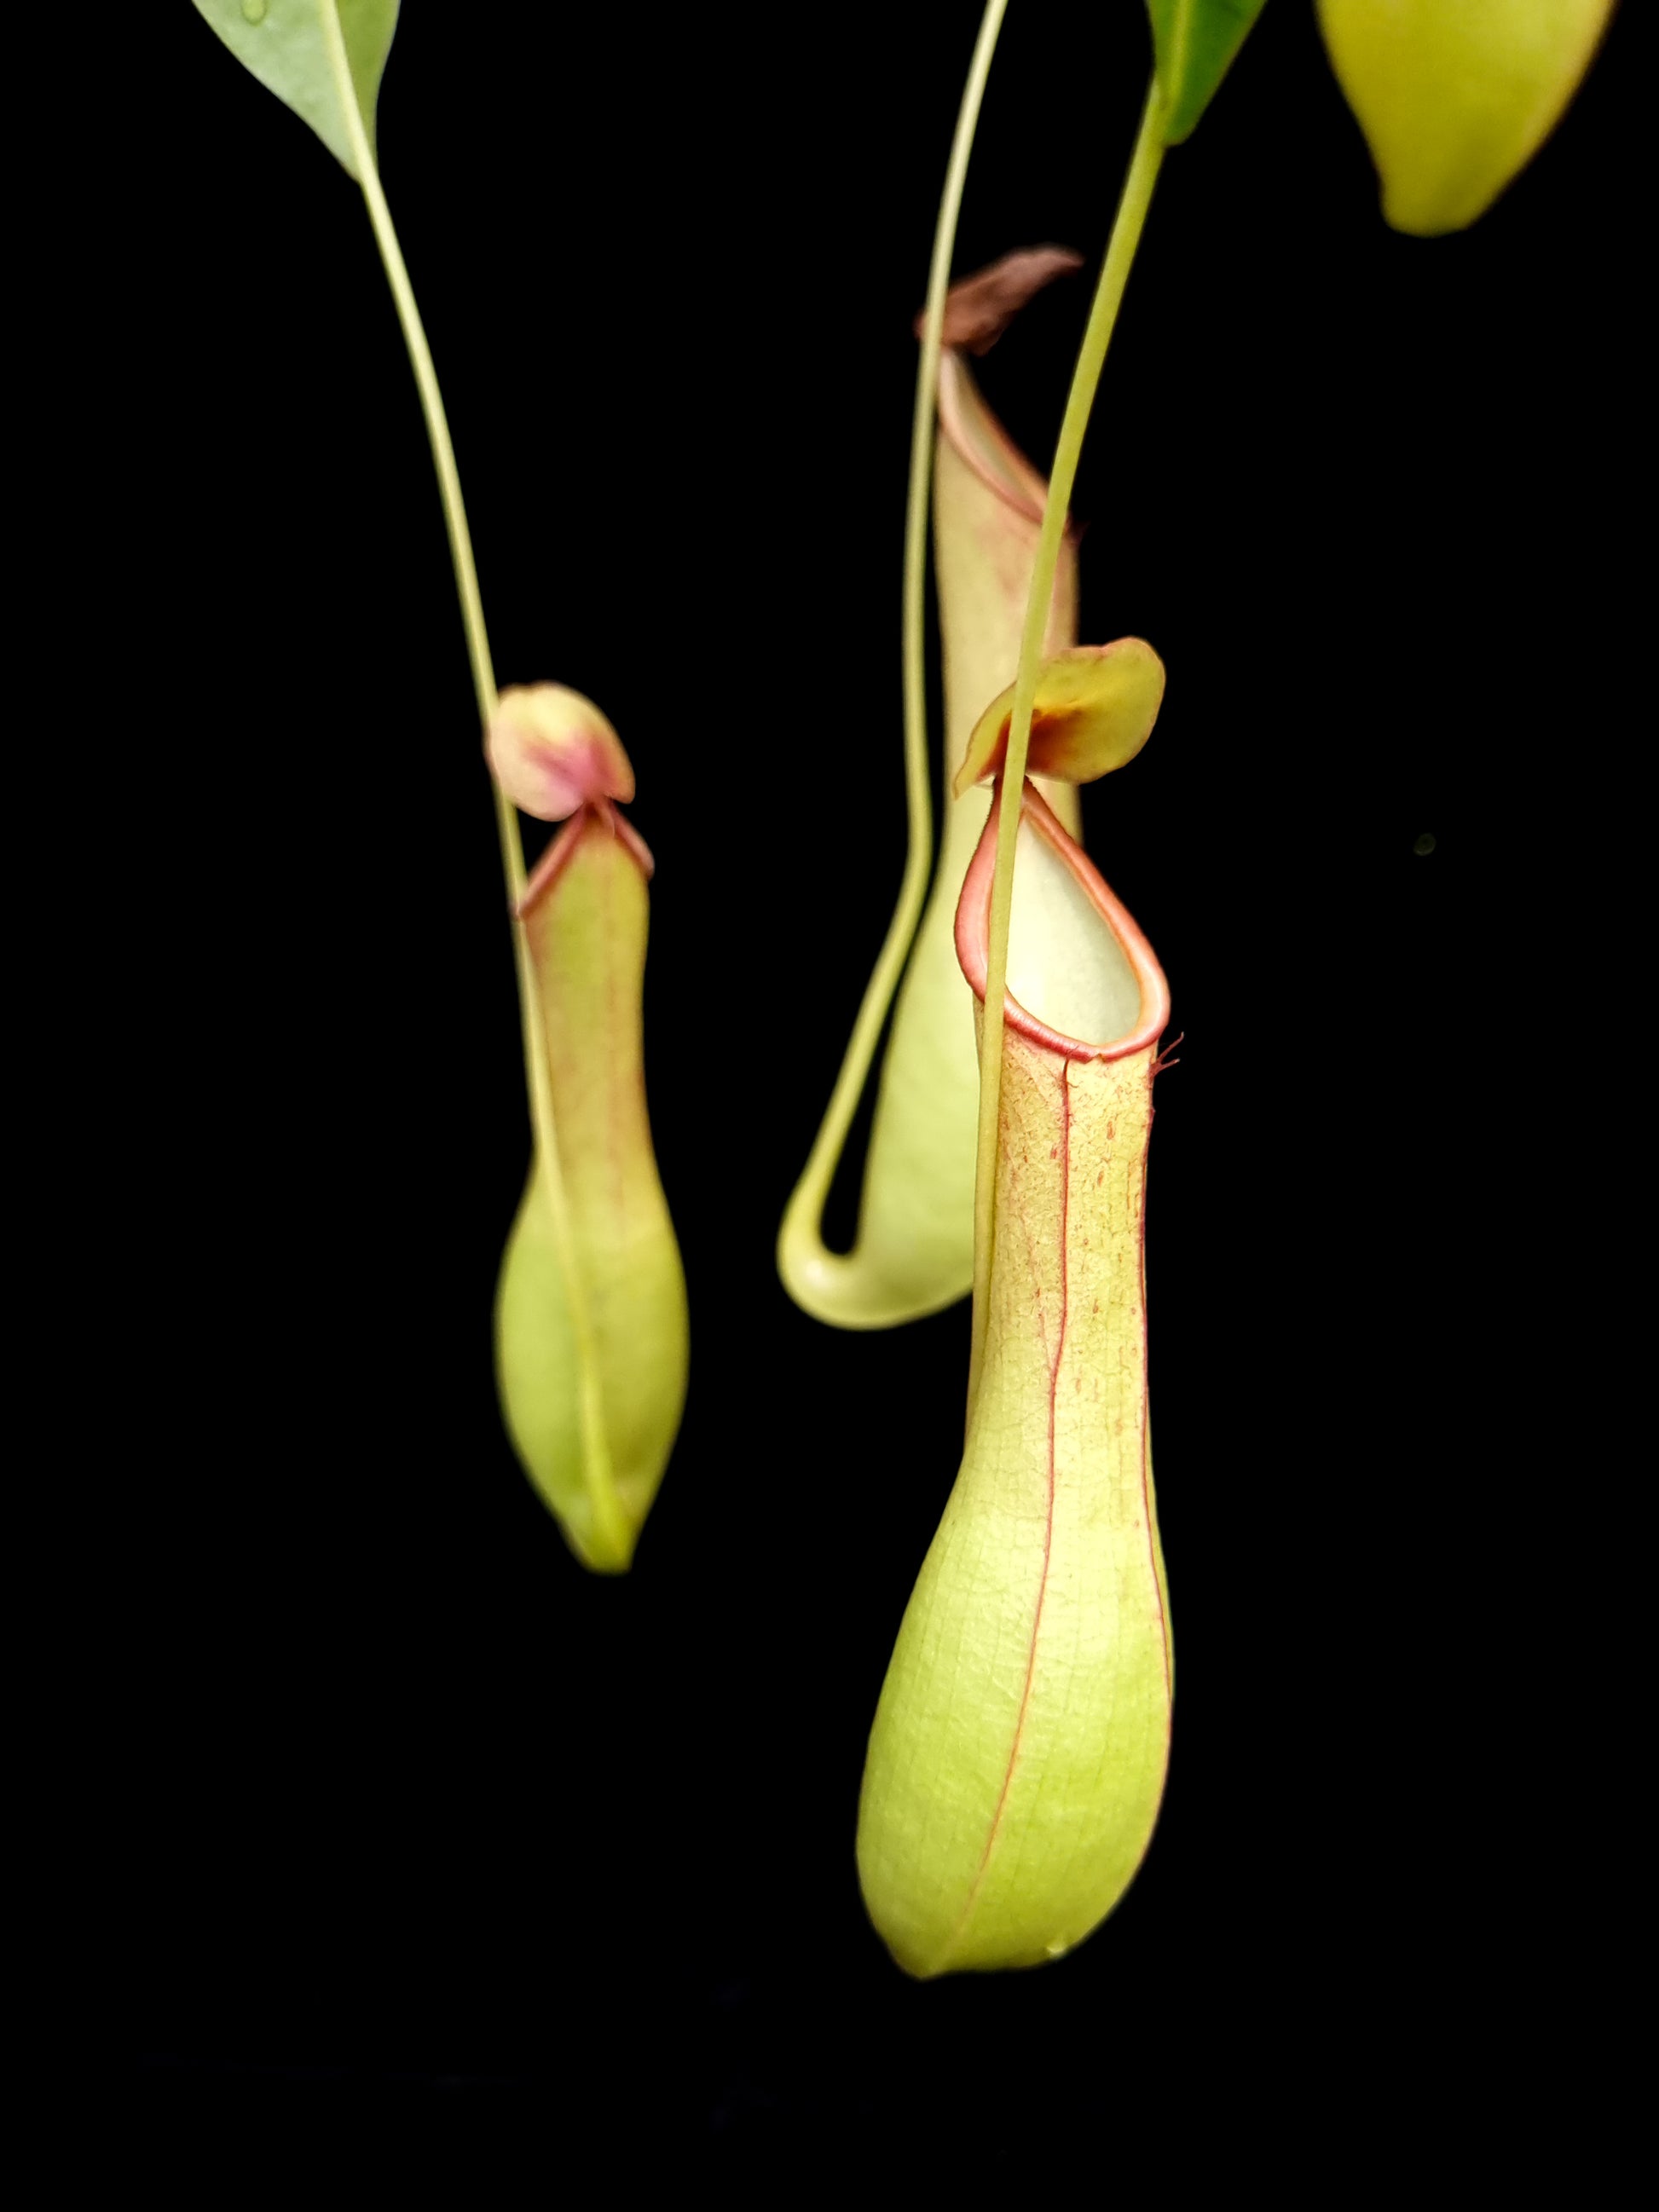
[858,782,1174,1973]
[1316,0,1616,236]
[190,0,402,179]
[1145,0,1269,144]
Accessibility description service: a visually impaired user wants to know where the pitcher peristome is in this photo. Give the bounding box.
[857,778,1172,1975]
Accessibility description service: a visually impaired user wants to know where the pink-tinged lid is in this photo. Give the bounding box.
[488,684,635,822]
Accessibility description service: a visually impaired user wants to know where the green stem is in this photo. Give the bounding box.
[777,0,1009,1291]
[966,79,1166,1411]
[318,3,621,1551]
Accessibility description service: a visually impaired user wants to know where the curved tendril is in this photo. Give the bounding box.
[776,0,1010,1318]
[317,0,614,1529]
[967,80,1168,1414]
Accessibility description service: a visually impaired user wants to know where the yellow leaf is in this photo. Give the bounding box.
[1318,0,1616,234]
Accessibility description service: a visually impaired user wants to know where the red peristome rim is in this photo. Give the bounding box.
[937,352,1078,546]
[517,799,656,917]
[955,778,1171,1063]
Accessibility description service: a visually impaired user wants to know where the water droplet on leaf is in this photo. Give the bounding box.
[241,0,269,22]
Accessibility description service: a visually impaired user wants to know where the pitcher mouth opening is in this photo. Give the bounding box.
[937,349,1082,540]
[955,777,1171,1062]
[518,799,656,918]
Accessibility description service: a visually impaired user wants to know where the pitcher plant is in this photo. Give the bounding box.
[490,690,688,1572]
[188,0,1621,1981]
[191,0,686,1568]
[778,248,1094,1329]
[858,778,1174,1973]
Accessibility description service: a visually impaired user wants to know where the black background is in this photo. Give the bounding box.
[114,0,1638,2164]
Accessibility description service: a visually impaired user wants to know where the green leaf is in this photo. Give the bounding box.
[191,0,401,179]
[1145,0,1269,143]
